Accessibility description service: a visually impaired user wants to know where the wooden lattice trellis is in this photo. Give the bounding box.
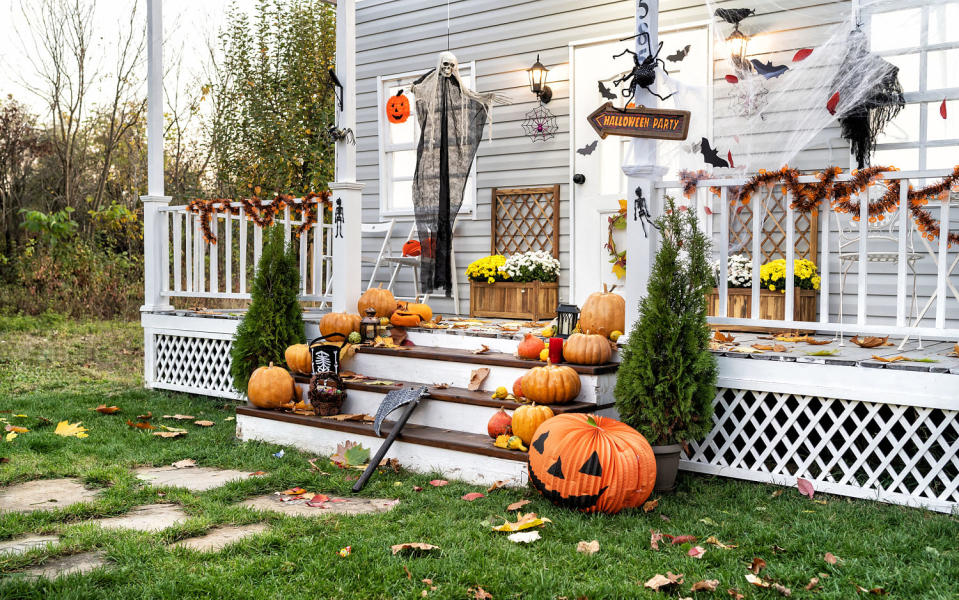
[491,186,560,258]
[728,186,819,263]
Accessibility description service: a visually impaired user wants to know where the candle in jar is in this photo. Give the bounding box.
[548,337,563,363]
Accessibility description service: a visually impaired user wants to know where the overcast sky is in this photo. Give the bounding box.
[0,0,258,117]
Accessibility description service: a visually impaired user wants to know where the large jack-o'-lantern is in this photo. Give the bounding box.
[527,413,656,514]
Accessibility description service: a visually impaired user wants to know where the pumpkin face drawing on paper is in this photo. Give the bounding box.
[527,413,656,514]
[386,90,410,124]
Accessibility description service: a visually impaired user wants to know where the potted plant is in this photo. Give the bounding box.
[707,255,820,326]
[467,251,560,320]
[614,197,717,492]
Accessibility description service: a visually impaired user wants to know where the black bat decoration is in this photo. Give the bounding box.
[577,140,598,155]
[700,137,729,168]
[598,81,617,101]
[714,8,755,25]
[751,59,790,79]
[667,45,691,63]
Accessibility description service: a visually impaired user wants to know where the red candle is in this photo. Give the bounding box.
[548,337,563,363]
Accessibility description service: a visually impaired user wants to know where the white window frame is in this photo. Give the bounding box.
[866,0,959,170]
[376,62,477,219]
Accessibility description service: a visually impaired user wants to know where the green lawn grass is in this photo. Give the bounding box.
[1,314,957,599]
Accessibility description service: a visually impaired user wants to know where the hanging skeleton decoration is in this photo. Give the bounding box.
[411,51,507,296]
[832,28,904,168]
[633,185,657,238]
[613,33,675,106]
[334,198,344,238]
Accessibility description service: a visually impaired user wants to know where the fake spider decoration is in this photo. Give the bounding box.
[522,104,558,142]
[613,33,675,106]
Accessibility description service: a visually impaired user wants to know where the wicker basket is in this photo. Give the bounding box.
[309,371,346,416]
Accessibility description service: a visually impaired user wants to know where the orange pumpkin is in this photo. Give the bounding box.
[284,344,312,374]
[401,239,421,257]
[357,285,397,318]
[511,403,554,445]
[512,376,524,399]
[517,333,545,360]
[386,90,410,124]
[578,284,625,338]
[527,413,656,514]
[248,363,296,409]
[562,332,611,365]
[521,362,581,405]
[390,309,421,328]
[487,408,512,438]
[397,301,433,323]
[319,312,361,338]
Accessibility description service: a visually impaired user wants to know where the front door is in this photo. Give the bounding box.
[570,25,711,306]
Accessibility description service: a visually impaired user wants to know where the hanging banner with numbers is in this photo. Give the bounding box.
[587,102,691,141]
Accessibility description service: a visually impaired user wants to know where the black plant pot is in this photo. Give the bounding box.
[652,443,682,492]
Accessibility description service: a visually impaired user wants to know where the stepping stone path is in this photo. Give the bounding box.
[91,503,188,532]
[171,524,269,552]
[241,494,399,517]
[0,535,60,557]
[135,466,249,492]
[14,551,108,581]
[0,478,99,514]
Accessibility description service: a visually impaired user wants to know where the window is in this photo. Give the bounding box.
[868,1,959,170]
[377,64,477,217]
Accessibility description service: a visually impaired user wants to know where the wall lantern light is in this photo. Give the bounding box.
[527,54,553,104]
[726,24,751,71]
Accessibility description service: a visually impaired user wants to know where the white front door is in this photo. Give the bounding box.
[570,25,712,306]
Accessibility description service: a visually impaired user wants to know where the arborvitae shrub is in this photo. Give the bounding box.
[614,197,717,445]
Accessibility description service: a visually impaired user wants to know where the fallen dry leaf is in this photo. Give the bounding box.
[745,574,770,588]
[323,413,375,422]
[249,471,267,477]
[705,536,737,549]
[797,477,815,498]
[750,557,767,575]
[163,414,195,420]
[137,412,153,421]
[805,577,820,591]
[670,535,697,545]
[650,530,664,551]
[644,572,684,591]
[486,481,505,493]
[468,586,493,600]
[94,405,120,414]
[390,542,439,555]
[507,531,540,544]
[771,489,784,498]
[752,344,774,351]
[688,546,706,559]
[193,420,215,427]
[379,457,401,472]
[468,368,490,391]
[713,331,736,343]
[506,499,530,511]
[492,512,551,532]
[872,354,906,363]
[660,514,671,522]
[429,479,448,487]
[576,540,600,555]
[805,338,832,345]
[413,486,423,492]
[850,336,888,348]
[728,589,745,600]
[472,345,491,354]
[461,492,484,501]
[691,580,720,592]
[4,425,28,433]
[642,498,659,512]
[773,344,788,352]
[53,420,88,438]
[127,420,156,430]
[854,584,888,595]
[824,552,841,565]
[153,431,186,438]
[172,458,197,468]
[772,582,792,596]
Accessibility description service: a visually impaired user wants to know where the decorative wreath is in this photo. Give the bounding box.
[186,190,332,244]
[604,199,627,278]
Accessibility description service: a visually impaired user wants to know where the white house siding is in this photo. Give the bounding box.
[355,0,956,329]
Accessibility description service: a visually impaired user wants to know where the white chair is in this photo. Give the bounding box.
[835,198,924,349]
[361,221,395,291]
[380,224,422,302]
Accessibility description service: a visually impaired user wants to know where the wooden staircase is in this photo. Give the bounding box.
[235,337,619,486]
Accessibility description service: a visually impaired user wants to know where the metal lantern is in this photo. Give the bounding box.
[360,307,379,343]
[527,54,552,104]
[555,304,580,339]
[726,24,750,71]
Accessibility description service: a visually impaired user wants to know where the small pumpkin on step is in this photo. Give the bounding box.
[562,332,611,365]
[248,363,296,409]
[357,285,397,318]
[521,360,581,405]
[517,333,545,360]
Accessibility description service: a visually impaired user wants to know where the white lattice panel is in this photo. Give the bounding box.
[152,333,237,398]
[684,387,959,513]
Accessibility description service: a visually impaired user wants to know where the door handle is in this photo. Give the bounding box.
[573,174,586,184]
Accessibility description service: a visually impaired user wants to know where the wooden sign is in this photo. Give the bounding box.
[586,102,690,141]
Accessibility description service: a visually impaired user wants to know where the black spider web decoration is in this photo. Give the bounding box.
[522,104,558,142]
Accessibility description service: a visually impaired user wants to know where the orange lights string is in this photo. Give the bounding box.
[185,190,332,244]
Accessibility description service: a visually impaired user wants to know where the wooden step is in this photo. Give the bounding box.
[237,405,527,462]
[355,346,618,374]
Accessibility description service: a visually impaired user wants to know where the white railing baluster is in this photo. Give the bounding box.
[785,190,796,321]
[298,205,308,296]
[935,198,950,328]
[173,212,182,292]
[896,179,909,327]
[209,213,218,294]
[751,190,763,320]
[197,216,206,295]
[224,211,233,294]
[719,187,729,318]
[313,207,322,296]
[857,184,869,325]
[284,205,291,245]
[325,222,335,297]
[253,225,262,276]
[161,211,170,295]
[819,197,830,323]
[239,208,247,294]
[185,213,193,293]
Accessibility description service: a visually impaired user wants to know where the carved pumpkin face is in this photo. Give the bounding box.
[386,90,410,124]
[527,413,656,514]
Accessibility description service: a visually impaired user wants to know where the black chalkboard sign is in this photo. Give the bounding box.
[308,333,344,375]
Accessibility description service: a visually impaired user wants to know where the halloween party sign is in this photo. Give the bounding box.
[587,102,690,141]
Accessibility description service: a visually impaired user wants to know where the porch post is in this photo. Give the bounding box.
[141,0,172,314]
[621,0,667,334]
[330,0,364,313]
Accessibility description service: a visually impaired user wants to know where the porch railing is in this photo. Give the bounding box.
[157,198,335,304]
[655,169,959,341]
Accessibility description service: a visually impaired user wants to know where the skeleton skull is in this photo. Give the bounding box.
[438,51,457,78]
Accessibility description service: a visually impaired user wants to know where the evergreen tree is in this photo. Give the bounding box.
[230,225,305,393]
[614,197,717,445]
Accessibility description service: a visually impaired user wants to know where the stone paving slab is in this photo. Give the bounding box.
[0,478,100,514]
[90,503,188,532]
[0,535,59,557]
[135,466,249,492]
[240,494,398,517]
[171,523,269,552]
[12,551,108,581]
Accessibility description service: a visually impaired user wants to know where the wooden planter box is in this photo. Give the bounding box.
[708,287,817,331]
[469,280,559,320]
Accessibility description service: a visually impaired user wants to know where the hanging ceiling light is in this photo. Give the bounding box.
[527,54,553,104]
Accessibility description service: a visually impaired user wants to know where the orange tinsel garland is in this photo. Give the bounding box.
[186,191,331,244]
